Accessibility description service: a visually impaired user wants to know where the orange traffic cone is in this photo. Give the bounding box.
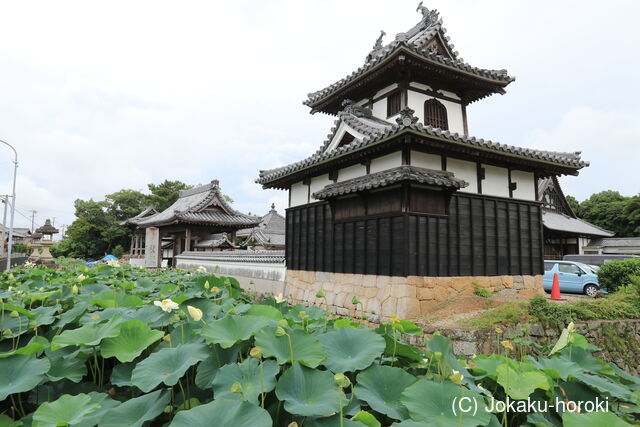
[550,272,561,300]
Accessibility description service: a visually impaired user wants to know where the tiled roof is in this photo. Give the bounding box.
[305,6,513,109]
[193,233,237,249]
[542,211,614,238]
[257,107,588,187]
[237,204,286,248]
[313,165,467,200]
[36,219,58,235]
[136,180,260,229]
[175,250,285,264]
[120,206,158,227]
[586,238,640,248]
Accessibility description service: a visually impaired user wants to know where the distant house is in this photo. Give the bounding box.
[583,237,640,256]
[120,206,158,257]
[127,180,260,267]
[538,177,613,259]
[237,204,286,250]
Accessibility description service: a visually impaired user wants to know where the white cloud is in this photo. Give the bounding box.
[0,0,638,230]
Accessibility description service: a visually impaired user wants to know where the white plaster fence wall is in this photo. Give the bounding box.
[175,251,286,296]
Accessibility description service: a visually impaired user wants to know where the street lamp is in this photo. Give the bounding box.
[0,139,18,270]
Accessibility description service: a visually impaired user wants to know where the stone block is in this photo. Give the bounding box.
[433,287,449,302]
[391,284,417,299]
[450,277,471,292]
[381,297,398,317]
[417,287,435,300]
[420,300,438,315]
[377,285,392,302]
[452,340,478,356]
[366,299,381,315]
[501,275,514,288]
[364,287,378,298]
[407,276,423,286]
[334,292,347,307]
[376,275,391,287]
[423,277,438,288]
[316,271,330,282]
[396,297,421,320]
[390,276,407,285]
[361,274,377,287]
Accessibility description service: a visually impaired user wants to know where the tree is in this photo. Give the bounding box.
[147,180,192,211]
[565,195,580,215]
[569,191,640,237]
[55,181,191,260]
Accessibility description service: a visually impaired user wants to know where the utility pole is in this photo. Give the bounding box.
[1,139,18,270]
[0,195,8,258]
[30,209,37,233]
[52,217,56,226]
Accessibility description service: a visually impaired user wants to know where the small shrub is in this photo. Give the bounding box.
[472,282,491,298]
[465,302,530,328]
[598,258,640,292]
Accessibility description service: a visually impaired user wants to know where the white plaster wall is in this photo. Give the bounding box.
[409,82,432,91]
[325,122,365,153]
[309,174,331,200]
[447,158,477,193]
[338,164,367,182]
[406,89,464,134]
[411,151,441,170]
[511,170,536,201]
[370,151,403,173]
[372,98,386,120]
[289,182,309,207]
[482,164,509,198]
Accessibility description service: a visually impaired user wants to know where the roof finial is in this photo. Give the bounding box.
[416,2,439,26]
[271,203,276,211]
[365,30,386,63]
[396,107,419,126]
[341,99,372,118]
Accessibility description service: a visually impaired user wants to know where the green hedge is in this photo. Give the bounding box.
[597,258,640,291]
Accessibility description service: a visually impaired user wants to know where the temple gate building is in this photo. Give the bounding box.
[257,5,592,319]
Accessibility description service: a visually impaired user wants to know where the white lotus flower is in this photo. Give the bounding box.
[197,266,207,273]
[106,259,120,267]
[187,305,203,322]
[154,298,180,313]
[274,293,286,304]
[77,274,86,281]
[24,261,36,268]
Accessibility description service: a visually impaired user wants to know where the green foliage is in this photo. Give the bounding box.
[598,258,640,291]
[569,190,640,236]
[0,263,639,426]
[147,180,192,212]
[472,281,491,298]
[10,243,28,254]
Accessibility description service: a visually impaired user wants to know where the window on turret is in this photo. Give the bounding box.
[387,91,402,117]
[336,132,355,149]
[424,99,448,130]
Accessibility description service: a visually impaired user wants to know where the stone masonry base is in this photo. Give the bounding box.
[284,270,544,320]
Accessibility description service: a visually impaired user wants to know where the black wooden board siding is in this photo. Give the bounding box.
[286,193,544,277]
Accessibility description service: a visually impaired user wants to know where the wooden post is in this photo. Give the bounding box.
[185,228,192,252]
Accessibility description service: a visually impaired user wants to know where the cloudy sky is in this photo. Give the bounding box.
[0,0,638,231]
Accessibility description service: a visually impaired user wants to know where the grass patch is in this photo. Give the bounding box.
[465,284,640,329]
[472,281,491,298]
[464,301,530,328]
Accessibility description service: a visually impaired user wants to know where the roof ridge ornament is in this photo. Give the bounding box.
[341,99,373,118]
[396,107,419,126]
[365,30,386,63]
[416,2,439,27]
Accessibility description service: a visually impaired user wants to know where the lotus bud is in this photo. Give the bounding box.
[449,369,464,385]
[3,329,12,337]
[230,382,244,394]
[169,314,180,324]
[433,351,442,361]
[210,286,220,293]
[316,289,325,298]
[8,273,14,281]
[204,280,210,289]
[278,319,288,328]
[351,295,360,305]
[163,405,172,414]
[9,310,19,318]
[298,311,308,321]
[500,340,514,351]
[163,335,171,343]
[28,320,36,328]
[71,284,79,295]
[334,373,351,388]
[249,347,262,359]
[187,305,203,322]
[275,326,287,337]
[39,287,45,292]
[287,423,299,427]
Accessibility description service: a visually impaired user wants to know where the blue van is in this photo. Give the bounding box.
[543,260,602,296]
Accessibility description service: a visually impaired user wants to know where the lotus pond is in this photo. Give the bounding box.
[1,262,639,426]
